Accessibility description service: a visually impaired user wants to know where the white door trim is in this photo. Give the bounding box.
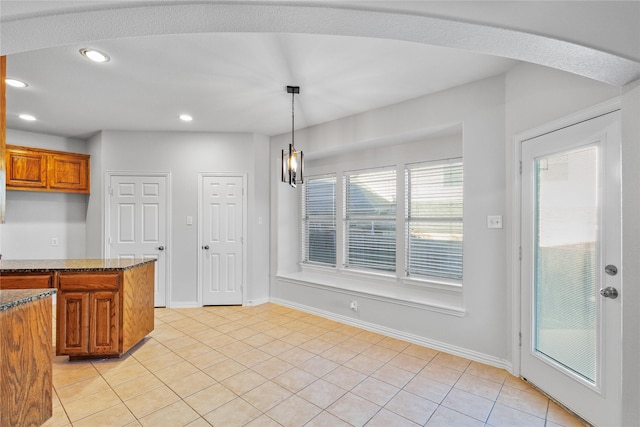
[511,97,621,377]
[197,172,248,307]
[104,171,172,307]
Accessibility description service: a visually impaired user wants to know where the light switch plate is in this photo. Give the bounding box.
[487,215,503,229]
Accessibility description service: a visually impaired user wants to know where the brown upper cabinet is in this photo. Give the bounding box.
[6,145,90,194]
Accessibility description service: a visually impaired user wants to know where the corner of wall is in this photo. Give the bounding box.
[85,131,104,257]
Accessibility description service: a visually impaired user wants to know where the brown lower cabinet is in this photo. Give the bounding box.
[57,289,120,356]
[0,259,154,359]
[55,264,153,359]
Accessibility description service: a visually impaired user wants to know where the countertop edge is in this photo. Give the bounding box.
[0,258,156,273]
[0,289,57,312]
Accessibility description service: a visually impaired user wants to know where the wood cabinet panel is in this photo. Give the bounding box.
[122,262,154,351]
[6,148,47,189]
[89,291,119,353]
[6,145,90,193]
[58,272,119,291]
[0,273,54,289]
[56,292,89,356]
[48,153,89,192]
[0,294,53,426]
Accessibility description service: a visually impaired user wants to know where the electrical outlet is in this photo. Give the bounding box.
[51,237,59,246]
[487,215,503,229]
[350,300,358,311]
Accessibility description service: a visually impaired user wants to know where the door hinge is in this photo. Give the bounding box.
[519,161,522,175]
[108,236,112,245]
[519,246,522,261]
[109,186,114,195]
[519,332,522,347]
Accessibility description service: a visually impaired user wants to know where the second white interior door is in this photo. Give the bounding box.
[200,174,245,305]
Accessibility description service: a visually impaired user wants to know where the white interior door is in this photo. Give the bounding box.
[108,174,169,307]
[200,174,245,305]
[520,111,621,426]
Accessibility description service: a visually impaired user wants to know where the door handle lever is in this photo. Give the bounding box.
[600,287,618,299]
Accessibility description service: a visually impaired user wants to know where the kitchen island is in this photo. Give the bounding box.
[0,288,56,426]
[0,259,155,359]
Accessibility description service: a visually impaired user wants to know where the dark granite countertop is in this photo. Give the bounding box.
[0,259,155,273]
[0,289,57,312]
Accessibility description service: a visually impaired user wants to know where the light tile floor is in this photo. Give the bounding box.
[45,303,586,426]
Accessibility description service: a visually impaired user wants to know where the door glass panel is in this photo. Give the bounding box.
[534,145,599,383]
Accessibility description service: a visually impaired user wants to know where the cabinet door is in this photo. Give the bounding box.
[89,291,119,354]
[57,292,90,355]
[6,147,47,189]
[48,153,90,193]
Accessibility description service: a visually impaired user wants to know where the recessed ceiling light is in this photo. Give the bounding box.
[179,114,193,122]
[79,48,110,63]
[5,78,28,88]
[19,114,37,121]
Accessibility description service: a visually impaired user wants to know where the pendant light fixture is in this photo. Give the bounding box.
[281,85,303,187]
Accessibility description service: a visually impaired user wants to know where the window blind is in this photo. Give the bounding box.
[302,175,336,266]
[344,168,396,272]
[406,160,463,280]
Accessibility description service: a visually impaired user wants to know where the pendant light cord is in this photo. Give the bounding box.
[291,90,295,149]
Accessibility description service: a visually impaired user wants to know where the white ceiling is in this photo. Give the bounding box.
[3,1,639,140]
[5,32,516,139]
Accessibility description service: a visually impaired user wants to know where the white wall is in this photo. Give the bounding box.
[1,129,88,259]
[86,130,270,306]
[270,75,510,367]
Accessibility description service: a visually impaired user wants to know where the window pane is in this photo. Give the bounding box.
[302,176,336,266]
[346,170,396,217]
[345,168,396,272]
[347,220,396,271]
[534,146,598,382]
[406,160,463,280]
[307,220,336,265]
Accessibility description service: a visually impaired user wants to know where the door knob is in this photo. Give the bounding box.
[604,265,618,276]
[157,246,165,251]
[600,286,618,299]
[202,245,210,250]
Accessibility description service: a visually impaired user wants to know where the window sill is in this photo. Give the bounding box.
[279,268,465,317]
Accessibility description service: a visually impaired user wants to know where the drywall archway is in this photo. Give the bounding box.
[1,2,638,86]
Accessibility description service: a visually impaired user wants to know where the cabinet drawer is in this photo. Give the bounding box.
[58,273,119,291]
[0,274,54,289]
